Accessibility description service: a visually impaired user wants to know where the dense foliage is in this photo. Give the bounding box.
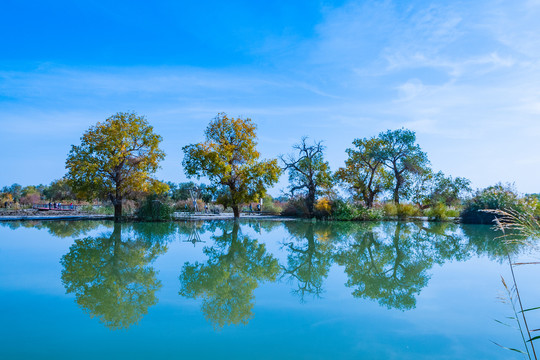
[136,195,174,222]
[2,120,527,223]
[182,113,281,218]
[65,112,167,221]
[335,137,391,208]
[460,184,523,224]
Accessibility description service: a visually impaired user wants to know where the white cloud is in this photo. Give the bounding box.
[2,0,540,192]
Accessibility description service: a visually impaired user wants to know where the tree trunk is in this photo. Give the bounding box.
[109,192,123,223]
[114,202,122,222]
[232,205,240,218]
[366,192,375,208]
[306,185,316,218]
[393,175,401,204]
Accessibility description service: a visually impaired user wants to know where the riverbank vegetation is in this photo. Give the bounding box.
[1,111,537,223]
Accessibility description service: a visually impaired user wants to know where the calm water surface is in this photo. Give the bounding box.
[1,220,539,359]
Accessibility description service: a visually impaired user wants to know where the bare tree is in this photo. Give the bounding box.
[280,138,333,217]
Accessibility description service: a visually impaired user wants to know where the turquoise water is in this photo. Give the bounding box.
[0,220,538,359]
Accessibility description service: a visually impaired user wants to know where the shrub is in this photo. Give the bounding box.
[461,184,522,224]
[314,198,332,218]
[80,204,114,215]
[19,193,41,205]
[397,203,420,218]
[383,203,398,217]
[136,195,173,221]
[262,195,283,214]
[426,203,448,221]
[356,206,385,221]
[328,199,357,220]
[281,196,309,217]
[173,199,206,212]
[446,208,460,218]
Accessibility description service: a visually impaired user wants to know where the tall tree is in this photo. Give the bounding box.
[65,112,167,221]
[281,138,333,217]
[182,113,281,218]
[377,129,429,204]
[429,171,472,206]
[43,178,75,201]
[335,137,392,208]
[2,184,22,203]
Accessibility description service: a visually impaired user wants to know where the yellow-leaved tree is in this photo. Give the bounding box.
[65,112,167,222]
[182,113,281,218]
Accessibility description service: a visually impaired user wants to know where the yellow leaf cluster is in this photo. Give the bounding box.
[65,112,166,202]
[315,197,331,213]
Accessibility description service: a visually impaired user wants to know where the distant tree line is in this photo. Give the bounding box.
[2,111,534,223]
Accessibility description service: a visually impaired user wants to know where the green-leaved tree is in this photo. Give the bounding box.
[335,137,392,208]
[182,113,281,218]
[65,112,167,221]
[377,129,429,204]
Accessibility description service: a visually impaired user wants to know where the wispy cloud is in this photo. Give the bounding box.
[2,0,540,192]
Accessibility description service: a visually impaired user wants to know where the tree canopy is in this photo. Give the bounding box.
[377,129,429,204]
[65,112,167,221]
[182,113,281,217]
[335,137,392,208]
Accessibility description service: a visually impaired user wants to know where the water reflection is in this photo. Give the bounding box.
[60,223,166,329]
[1,220,108,238]
[7,218,523,330]
[179,221,280,328]
[281,221,337,300]
[335,222,469,310]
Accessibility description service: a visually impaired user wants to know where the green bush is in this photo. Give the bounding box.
[426,203,448,221]
[136,196,173,221]
[329,199,357,220]
[460,184,522,224]
[397,203,421,218]
[383,203,397,217]
[262,195,282,214]
[327,200,384,221]
[356,206,384,221]
[80,204,114,215]
[383,202,421,219]
[446,208,460,218]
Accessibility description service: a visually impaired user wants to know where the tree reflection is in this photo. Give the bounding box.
[335,222,470,310]
[462,223,524,260]
[281,222,338,300]
[60,223,166,329]
[0,220,108,237]
[179,221,280,328]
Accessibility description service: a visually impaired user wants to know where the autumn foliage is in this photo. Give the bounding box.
[65,112,167,221]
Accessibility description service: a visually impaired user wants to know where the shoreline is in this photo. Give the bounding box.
[0,214,114,221]
[0,212,459,223]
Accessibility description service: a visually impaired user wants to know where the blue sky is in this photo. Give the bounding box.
[1,0,540,195]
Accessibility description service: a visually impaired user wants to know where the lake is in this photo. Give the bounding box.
[0,219,538,359]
